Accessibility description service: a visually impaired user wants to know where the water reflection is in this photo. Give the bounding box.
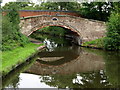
[18,73,55,88]
[40,70,111,88]
[104,52,120,88]
[2,56,37,88]
[26,47,105,75]
[2,34,120,89]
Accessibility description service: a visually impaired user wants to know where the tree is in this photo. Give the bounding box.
[78,2,114,21]
[5,3,20,32]
[55,2,80,11]
[104,2,120,50]
[104,12,120,50]
[2,2,35,10]
[34,2,80,11]
[2,3,29,51]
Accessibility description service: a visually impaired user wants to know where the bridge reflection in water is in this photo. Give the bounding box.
[26,46,105,75]
[2,34,120,89]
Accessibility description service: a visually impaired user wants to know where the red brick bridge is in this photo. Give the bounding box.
[19,10,80,17]
[19,10,106,45]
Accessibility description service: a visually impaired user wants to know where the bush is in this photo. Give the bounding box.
[104,12,120,50]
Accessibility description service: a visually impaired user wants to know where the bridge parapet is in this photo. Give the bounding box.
[19,10,80,17]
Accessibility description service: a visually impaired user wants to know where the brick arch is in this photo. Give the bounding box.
[28,24,81,37]
[28,25,80,37]
[27,22,82,37]
[26,22,83,45]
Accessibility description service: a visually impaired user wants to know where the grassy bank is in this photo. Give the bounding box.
[81,38,104,49]
[1,43,44,76]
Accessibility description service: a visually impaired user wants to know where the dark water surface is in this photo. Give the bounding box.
[2,34,120,89]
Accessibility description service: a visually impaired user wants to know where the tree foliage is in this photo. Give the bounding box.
[2,2,117,21]
[78,2,114,21]
[34,2,80,11]
[104,2,120,50]
[104,12,120,50]
[2,4,29,51]
[2,2,35,10]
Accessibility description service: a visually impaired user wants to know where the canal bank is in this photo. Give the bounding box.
[81,38,105,50]
[2,43,45,76]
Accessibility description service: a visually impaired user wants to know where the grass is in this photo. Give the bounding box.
[2,56,36,88]
[82,38,105,49]
[1,43,44,76]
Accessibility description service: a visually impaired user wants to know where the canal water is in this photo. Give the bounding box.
[2,34,120,89]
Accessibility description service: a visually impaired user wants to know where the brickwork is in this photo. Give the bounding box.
[19,10,80,17]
